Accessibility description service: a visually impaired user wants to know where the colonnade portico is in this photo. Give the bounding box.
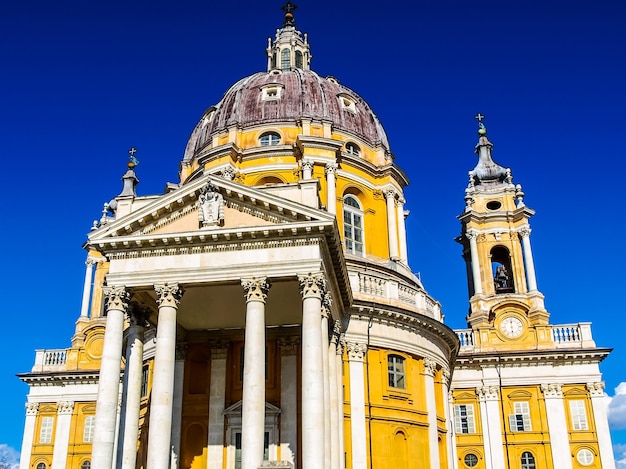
[90,270,344,469]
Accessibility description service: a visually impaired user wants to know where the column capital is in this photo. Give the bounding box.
[442,368,451,386]
[154,283,184,309]
[25,402,39,416]
[298,273,326,300]
[241,278,271,303]
[476,385,499,401]
[396,196,406,206]
[518,225,532,238]
[586,382,605,397]
[222,167,236,180]
[423,357,437,377]
[57,401,75,415]
[278,336,300,356]
[541,383,563,398]
[322,292,333,318]
[325,162,338,175]
[384,187,396,200]
[330,320,343,345]
[103,285,130,311]
[345,341,367,361]
[301,159,315,172]
[465,229,479,240]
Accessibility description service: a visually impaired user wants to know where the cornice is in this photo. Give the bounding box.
[455,347,612,369]
[458,206,536,225]
[17,370,105,385]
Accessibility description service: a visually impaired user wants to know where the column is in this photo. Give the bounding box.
[80,257,96,318]
[279,337,299,467]
[146,283,184,469]
[442,370,457,469]
[476,386,505,469]
[587,382,616,469]
[328,322,340,469]
[119,306,148,469]
[51,401,74,469]
[18,403,38,469]
[384,188,399,259]
[299,273,326,469]
[171,343,187,469]
[207,342,228,469]
[423,358,440,469]
[346,341,367,469]
[325,162,338,215]
[336,335,345,469]
[93,285,129,469]
[519,227,538,291]
[302,159,314,180]
[466,230,483,295]
[396,197,408,264]
[321,295,332,469]
[241,278,271,469]
[541,384,573,469]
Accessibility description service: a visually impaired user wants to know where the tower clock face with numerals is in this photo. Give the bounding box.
[500,316,524,338]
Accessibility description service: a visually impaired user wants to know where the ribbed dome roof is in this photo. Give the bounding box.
[182,69,390,163]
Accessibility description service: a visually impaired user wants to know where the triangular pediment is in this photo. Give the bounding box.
[88,174,336,252]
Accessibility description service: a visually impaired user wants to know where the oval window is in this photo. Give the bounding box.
[487,200,502,210]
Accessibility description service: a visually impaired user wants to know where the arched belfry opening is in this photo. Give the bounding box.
[491,246,514,294]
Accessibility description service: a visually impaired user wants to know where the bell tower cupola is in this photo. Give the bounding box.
[266,2,312,71]
[458,115,548,331]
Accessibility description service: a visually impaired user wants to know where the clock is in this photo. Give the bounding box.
[500,316,524,338]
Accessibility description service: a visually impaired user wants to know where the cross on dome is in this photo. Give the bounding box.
[281,1,297,27]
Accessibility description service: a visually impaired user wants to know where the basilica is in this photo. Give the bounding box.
[18,4,615,469]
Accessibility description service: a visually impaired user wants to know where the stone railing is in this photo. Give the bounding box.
[31,349,69,372]
[456,329,475,350]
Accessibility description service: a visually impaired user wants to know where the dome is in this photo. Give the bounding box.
[182,69,390,165]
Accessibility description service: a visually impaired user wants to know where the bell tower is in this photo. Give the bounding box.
[457,115,550,347]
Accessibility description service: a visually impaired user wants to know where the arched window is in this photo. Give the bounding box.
[295,50,303,68]
[491,246,514,293]
[81,461,91,469]
[259,132,281,146]
[387,354,405,389]
[345,142,360,156]
[521,451,536,469]
[281,48,290,70]
[343,195,364,256]
[36,464,46,469]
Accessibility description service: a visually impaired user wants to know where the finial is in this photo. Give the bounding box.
[128,147,140,169]
[475,113,487,136]
[281,1,297,27]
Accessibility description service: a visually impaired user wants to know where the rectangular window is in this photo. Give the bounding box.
[453,404,476,433]
[569,400,588,430]
[387,355,406,389]
[509,401,532,431]
[83,415,95,442]
[39,416,54,444]
[141,364,150,397]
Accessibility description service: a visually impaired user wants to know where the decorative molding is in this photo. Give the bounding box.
[465,229,479,241]
[298,273,326,300]
[324,162,338,175]
[103,286,130,312]
[322,292,333,318]
[476,385,499,401]
[423,357,437,377]
[345,341,367,361]
[372,190,384,200]
[222,167,236,180]
[586,382,605,397]
[384,187,396,200]
[301,159,315,172]
[57,401,75,415]
[541,383,563,398]
[241,278,271,303]
[210,342,229,360]
[154,283,184,309]
[25,402,39,416]
[518,226,531,238]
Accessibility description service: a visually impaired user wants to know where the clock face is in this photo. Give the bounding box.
[500,316,524,338]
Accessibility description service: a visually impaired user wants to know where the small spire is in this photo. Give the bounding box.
[469,114,508,187]
[128,146,140,169]
[281,1,297,27]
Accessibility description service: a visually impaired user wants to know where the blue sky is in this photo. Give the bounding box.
[1,0,624,464]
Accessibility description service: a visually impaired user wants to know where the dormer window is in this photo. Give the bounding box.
[338,94,357,113]
[346,142,360,156]
[261,85,283,101]
[259,132,281,146]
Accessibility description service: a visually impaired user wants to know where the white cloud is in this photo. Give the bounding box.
[0,444,19,468]
[609,382,626,430]
[614,443,626,469]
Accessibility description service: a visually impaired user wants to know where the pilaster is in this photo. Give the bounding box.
[346,340,367,469]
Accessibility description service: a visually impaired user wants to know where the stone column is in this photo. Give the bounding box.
[541,384,573,469]
[328,322,340,469]
[321,295,332,469]
[476,386,505,469]
[80,257,96,318]
[18,403,39,469]
[587,382,616,469]
[207,343,228,469]
[146,283,183,469]
[442,370,457,469]
[384,188,399,259]
[93,285,129,469]
[423,358,440,469]
[346,341,367,469]
[336,335,345,469]
[396,197,408,264]
[302,159,314,180]
[241,278,271,469]
[119,306,148,469]
[171,343,187,469]
[279,337,299,467]
[51,401,74,469]
[519,227,538,291]
[325,162,338,215]
[466,230,483,295]
[299,273,326,469]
